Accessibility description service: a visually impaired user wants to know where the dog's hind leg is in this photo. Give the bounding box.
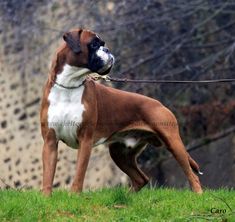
[109,142,149,192]
[145,106,203,193]
[187,153,203,175]
[163,135,202,193]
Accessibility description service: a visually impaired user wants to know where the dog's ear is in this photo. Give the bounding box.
[63,31,81,54]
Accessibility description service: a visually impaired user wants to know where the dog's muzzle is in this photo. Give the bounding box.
[96,47,115,74]
[89,46,115,75]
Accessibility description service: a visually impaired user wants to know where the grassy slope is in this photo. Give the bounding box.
[0,188,234,222]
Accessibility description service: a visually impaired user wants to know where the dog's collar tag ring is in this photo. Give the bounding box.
[88,74,110,82]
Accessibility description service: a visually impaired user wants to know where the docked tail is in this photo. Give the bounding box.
[188,154,203,175]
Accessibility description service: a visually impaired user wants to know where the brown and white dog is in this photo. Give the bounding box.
[40,28,203,196]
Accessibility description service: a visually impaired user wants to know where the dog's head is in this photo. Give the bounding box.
[62,29,114,75]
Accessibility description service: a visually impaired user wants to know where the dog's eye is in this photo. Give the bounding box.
[90,41,100,50]
[100,41,105,46]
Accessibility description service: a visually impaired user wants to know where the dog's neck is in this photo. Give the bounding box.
[55,64,96,88]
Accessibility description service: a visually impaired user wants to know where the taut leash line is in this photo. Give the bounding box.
[105,77,235,84]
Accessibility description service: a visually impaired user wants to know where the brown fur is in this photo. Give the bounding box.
[40,29,203,195]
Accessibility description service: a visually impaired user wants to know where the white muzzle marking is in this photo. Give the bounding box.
[96,46,115,73]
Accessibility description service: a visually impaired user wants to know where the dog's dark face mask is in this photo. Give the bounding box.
[63,29,114,75]
[87,36,114,75]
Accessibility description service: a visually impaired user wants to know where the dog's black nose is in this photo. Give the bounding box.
[102,47,109,53]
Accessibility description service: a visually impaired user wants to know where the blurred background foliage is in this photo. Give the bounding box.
[2,0,234,141]
[0,0,235,187]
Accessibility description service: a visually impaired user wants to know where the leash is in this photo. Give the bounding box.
[53,75,235,89]
[105,76,235,84]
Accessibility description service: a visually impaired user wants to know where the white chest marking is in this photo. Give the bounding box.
[48,86,84,148]
[47,65,94,148]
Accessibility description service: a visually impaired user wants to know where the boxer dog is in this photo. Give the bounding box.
[40,28,203,196]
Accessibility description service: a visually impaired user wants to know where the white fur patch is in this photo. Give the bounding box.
[96,46,109,63]
[56,65,92,87]
[96,46,115,73]
[94,137,107,146]
[124,138,138,148]
[198,171,203,175]
[47,65,91,148]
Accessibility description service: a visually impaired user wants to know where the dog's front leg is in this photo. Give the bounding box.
[42,129,58,196]
[71,137,93,193]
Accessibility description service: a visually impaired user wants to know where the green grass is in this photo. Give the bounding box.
[0,188,234,221]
